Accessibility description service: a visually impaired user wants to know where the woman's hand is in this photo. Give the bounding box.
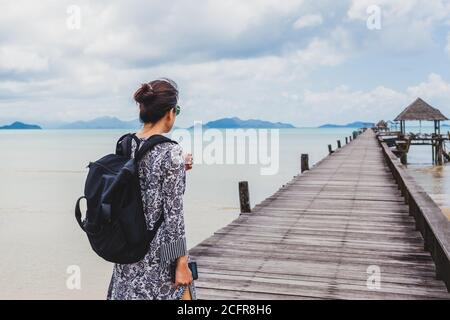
[174,256,193,287]
[184,153,193,171]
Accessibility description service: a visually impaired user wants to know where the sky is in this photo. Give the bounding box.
[1,0,450,127]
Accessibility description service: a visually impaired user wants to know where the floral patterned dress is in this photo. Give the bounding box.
[107,137,196,300]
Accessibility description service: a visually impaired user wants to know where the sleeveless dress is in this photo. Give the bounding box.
[107,137,196,300]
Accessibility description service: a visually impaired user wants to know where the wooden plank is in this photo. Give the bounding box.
[197,267,449,297]
[194,234,432,256]
[194,275,449,300]
[190,255,440,279]
[194,259,444,284]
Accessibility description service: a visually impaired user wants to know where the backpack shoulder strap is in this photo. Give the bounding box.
[135,134,177,162]
[134,135,177,240]
[115,133,134,157]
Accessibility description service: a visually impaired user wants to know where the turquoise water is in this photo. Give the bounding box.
[0,127,356,299]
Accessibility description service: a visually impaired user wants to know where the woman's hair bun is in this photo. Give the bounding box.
[134,83,155,103]
[141,83,153,93]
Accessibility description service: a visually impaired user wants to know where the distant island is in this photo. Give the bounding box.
[59,116,140,129]
[57,116,296,129]
[191,117,296,129]
[0,121,42,130]
[319,121,374,128]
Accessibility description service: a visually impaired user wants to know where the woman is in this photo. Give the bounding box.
[107,78,195,300]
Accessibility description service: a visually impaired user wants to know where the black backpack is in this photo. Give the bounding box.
[75,133,175,264]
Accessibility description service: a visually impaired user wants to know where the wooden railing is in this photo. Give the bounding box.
[378,136,450,292]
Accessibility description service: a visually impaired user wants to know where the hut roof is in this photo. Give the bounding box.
[376,120,387,128]
[394,98,448,121]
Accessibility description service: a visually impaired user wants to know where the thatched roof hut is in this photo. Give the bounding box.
[376,120,388,128]
[394,98,448,134]
[394,98,448,121]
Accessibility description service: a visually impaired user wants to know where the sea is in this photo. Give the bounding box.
[0,127,448,299]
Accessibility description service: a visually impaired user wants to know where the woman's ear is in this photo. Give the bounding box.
[164,109,175,131]
[167,108,175,122]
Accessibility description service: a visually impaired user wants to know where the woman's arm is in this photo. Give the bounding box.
[159,144,192,286]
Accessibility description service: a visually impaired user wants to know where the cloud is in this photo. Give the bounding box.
[295,27,353,67]
[295,38,345,66]
[0,46,49,73]
[0,1,449,127]
[347,0,450,52]
[407,73,450,104]
[293,14,323,29]
[347,0,450,22]
[298,73,450,125]
[301,85,408,124]
[447,33,450,55]
[0,0,343,126]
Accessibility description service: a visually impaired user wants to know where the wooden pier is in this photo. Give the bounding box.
[189,129,450,300]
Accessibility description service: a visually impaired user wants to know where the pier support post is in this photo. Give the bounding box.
[345,137,348,144]
[436,140,443,166]
[432,143,435,164]
[328,144,333,154]
[349,136,352,142]
[301,154,309,173]
[337,140,341,148]
[238,181,251,213]
[400,153,407,165]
